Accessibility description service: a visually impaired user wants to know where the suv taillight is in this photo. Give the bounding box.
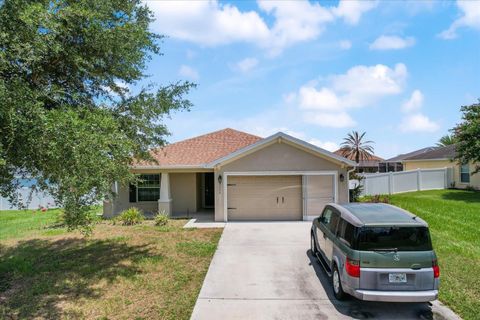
[346,258,360,278]
[433,259,440,278]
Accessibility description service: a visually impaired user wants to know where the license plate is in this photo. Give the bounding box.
[388,273,407,283]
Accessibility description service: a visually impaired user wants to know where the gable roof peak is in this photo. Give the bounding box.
[208,130,356,167]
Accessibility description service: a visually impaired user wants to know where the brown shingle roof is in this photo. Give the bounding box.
[138,128,262,167]
[403,144,457,161]
[385,147,436,162]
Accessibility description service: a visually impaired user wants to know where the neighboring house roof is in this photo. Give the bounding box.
[134,129,356,169]
[333,150,384,167]
[403,144,457,161]
[209,132,357,167]
[136,128,261,167]
[384,147,437,162]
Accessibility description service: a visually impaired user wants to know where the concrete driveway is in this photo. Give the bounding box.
[191,222,459,320]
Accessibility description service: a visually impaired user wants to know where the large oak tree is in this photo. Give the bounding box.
[453,101,480,175]
[0,0,194,231]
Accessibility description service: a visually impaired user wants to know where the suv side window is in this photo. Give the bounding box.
[338,219,355,247]
[328,211,340,235]
[336,219,345,237]
[321,208,333,225]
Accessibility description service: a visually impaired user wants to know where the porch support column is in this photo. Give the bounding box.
[158,172,172,216]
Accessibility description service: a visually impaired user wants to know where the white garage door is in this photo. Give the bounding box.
[304,175,335,218]
[227,175,302,221]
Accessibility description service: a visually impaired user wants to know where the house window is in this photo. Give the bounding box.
[460,164,470,183]
[130,174,160,202]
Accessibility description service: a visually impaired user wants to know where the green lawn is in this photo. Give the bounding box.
[389,189,480,320]
[0,209,65,240]
[0,210,222,320]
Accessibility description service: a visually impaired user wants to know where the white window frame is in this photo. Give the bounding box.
[137,174,161,202]
[460,164,470,184]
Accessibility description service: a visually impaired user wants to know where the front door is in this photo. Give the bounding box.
[203,173,215,208]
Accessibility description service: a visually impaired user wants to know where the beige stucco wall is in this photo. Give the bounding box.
[404,160,453,171]
[403,160,480,189]
[103,182,158,217]
[170,172,198,215]
[214,141,349,221]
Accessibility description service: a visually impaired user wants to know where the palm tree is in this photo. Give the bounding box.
[436,134,457,147]
[339,131,375,164]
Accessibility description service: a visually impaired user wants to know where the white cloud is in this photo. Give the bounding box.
[146,1,269,46]
[235,57,259,73]
[287,63,407,128]
[400,113,439,132]
[439,1,480,39]
[370,35,415,50]
[330,63,407,105]
[332,0,378,25]
[297,63,407,111]
[339,40,352,50]
[402,90,423,112]
[146,0,376,55]
[299,87,341,111]
[307,139,339,152]
[399,90,439,133]
[257,0,334,55]
[178,65,199,80]
[303,112,356,128]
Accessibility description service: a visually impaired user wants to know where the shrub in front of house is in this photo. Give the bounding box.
[155,211,169,226]
[117,207,144,225]
[360,194,391,204]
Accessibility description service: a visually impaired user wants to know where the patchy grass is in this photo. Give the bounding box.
[0,210,222,320]
[389,189,480,320]
[177,240,218,257]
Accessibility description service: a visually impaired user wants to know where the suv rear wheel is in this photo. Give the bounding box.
[332,264,346,300]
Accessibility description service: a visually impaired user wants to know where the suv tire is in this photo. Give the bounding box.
[332,264,346,300]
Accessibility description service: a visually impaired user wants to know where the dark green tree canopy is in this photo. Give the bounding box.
[453,101,480,175]
[0,0,194,230]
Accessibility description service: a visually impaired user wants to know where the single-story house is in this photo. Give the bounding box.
[103,128,356,221]
[403,144,479,189]
[379,147,436,172]
[333,150,384,173]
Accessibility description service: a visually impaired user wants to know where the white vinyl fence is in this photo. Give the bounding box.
[0,187,57,210]
[360,168,451,196]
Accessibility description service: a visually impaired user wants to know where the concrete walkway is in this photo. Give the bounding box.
[191,222,460,320]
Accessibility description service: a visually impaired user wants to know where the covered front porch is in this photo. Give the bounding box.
[103,171,216,218]
[156,171,215,217]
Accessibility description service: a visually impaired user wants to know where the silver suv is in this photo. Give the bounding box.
[311,203,440,302]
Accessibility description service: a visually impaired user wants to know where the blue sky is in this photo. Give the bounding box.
[139,0,479,159]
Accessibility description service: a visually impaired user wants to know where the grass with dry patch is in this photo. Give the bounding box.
[0,210,222,320]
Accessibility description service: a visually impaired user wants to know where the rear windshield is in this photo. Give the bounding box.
[357,226,433,251]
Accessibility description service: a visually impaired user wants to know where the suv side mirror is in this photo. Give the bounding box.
[318,216,325,223]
